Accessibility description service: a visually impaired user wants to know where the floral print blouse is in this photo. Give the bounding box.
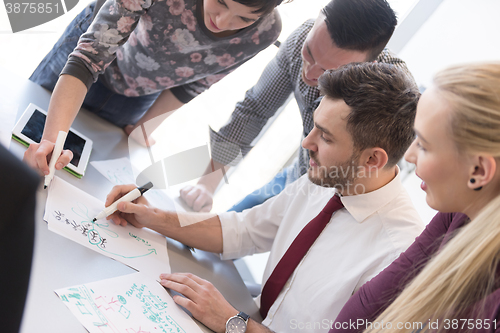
[61,0,282,102]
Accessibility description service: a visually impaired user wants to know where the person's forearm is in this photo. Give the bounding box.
[130,89,184,132]
[148,209,224,253]
[42,74,87,142]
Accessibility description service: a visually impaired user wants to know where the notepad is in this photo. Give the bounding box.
[55,272,205,333]
[44,176,171,280]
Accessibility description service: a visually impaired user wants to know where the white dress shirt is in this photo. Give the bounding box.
[218,169,424,333]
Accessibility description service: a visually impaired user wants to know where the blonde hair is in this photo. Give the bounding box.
[434,62,500,157]
[364,62,500,333]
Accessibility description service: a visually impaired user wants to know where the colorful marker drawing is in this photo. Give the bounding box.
[52,205,158,260]
[45,176,171,279]
[55,273,203,333]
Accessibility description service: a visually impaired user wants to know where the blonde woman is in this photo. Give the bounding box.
[330,62,500,333]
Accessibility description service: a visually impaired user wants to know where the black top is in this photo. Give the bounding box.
[0,144,40,333]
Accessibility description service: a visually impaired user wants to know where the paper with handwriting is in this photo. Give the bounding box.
[55,272,204,333]
[45,176,171,279]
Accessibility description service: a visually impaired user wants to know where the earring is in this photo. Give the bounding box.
[470,178,482,190]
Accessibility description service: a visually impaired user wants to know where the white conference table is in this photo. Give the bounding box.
[0,66,261,332]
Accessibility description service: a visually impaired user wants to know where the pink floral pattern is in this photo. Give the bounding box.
[78,42,98,54]
[216,54,235,67]
[124,74,138,89]
[252,32,260,45]
[156,76,175,87]
[109,4,117,15]
[136,76,157,90]
[121,0,145,12]
[73,52,102,72]
[167,0,185,15]
[70,0,281,96]
[124,88,140,97]
[190,53,202,62]
[117,16,135,33]
[175,67,194,78]
[181,9,196,31]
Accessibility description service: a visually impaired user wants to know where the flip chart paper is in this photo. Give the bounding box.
[45,176,171,279]
[55,272,204,333]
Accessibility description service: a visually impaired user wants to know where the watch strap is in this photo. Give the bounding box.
[237,311,250,322]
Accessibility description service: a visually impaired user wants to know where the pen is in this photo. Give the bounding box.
[93,182,154,222]
[44,131,68,189]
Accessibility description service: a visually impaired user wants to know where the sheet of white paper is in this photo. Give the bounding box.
[45,176,171,279]
[91,157,136,185]
[0,101,18,149]
[55,272,204,333]
[90,157,190,213]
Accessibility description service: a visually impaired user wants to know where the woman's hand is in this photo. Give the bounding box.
[24,139,73,174]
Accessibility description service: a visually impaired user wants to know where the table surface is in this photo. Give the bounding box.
[0,66,261,332]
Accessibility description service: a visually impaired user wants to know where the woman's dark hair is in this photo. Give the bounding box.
[235,0,286,15]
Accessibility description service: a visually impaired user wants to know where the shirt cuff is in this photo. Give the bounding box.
[170,85,196,104]
[60,57,95,90]
[219,211,246,260]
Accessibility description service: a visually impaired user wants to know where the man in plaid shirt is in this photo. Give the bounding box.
[180,0,416,212]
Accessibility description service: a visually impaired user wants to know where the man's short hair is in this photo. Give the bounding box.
[318,62,420,167]
[322,0,397,61]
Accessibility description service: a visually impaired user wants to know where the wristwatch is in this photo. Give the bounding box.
[225,311,250,333]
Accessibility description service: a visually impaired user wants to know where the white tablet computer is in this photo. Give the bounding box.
[12,103,93,178]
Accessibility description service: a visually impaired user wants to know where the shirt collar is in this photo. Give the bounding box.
[339,166,403,223]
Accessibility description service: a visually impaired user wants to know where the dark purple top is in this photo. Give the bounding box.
[330,212,500,333]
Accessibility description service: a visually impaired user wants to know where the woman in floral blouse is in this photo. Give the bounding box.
[26,0,283,172]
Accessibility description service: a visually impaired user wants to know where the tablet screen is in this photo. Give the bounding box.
[21,109,85,167]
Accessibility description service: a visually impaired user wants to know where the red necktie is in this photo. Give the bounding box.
[259,194,344,319]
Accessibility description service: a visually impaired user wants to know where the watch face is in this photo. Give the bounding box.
[227,317,246,333]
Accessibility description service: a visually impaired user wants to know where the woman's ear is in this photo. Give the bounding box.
[468,155,497,190]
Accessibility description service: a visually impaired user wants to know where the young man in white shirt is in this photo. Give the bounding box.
[106,62,424,333]
[180,0,414,213]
